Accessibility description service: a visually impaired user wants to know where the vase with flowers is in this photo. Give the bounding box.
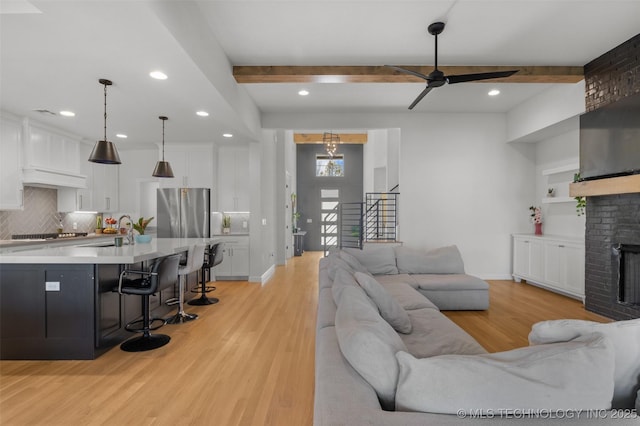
[529,206,542,235]
[133,216,154,243]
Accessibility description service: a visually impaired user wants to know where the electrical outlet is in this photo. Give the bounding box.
[243,221,248,229]
[306,218,312,223]
[72,222,77,230]
[262,218,267,226]
[45,281,60,291]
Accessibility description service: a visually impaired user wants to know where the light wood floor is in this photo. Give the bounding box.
[0,252,607,425]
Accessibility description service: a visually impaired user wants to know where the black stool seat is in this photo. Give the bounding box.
[188,242,224,306]
[115,254,181,352]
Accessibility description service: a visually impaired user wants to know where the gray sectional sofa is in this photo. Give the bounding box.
[314,245,640,425]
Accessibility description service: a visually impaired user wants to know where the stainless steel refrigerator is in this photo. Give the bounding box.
[157,188,210,238]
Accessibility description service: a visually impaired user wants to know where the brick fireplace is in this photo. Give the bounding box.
[581,33,640,320]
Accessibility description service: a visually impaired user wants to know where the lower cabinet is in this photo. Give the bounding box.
[0,261,192,360]
[512,234,585,300]
[215,235,250,280]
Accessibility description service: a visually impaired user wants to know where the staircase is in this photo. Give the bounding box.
[323,187,399,255]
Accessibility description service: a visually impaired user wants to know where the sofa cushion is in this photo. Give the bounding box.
[338,250,369,274]
[529,318,640,409]
[343,246,398,275]
[400,308,487,358]
[374,273,418,288]
[332,268,376,310]
[355,271,412,334]
[335,285,407,411]
[379,282,439,311]
[317,287,337,329]
[411,274,489,291]
[412,274,490,310]
[327,256,353,281]
[395,333,615,414]
[395,245,465,274]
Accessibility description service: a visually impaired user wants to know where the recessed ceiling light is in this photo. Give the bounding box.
[149,71,168,80]
[298,89,309,96]
[116,134,127,139]
[223,133,233,138]
[196,111,209,117]
[59,110,75,117]
[488,89,501,96]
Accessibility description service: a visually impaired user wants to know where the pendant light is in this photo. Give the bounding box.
[152,116,174,178]
[88,79,121,164]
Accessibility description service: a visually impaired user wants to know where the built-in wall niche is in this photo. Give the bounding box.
[541,162,579,204]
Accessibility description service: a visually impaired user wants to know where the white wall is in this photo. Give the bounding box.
[264,112,536,279]
[507,81,585,142]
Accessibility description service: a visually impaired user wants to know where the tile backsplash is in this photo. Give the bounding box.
[0,186,97,239]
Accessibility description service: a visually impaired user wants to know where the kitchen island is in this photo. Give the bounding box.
[0,238,218,360]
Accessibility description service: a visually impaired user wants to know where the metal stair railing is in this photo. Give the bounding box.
[364,192,399,242]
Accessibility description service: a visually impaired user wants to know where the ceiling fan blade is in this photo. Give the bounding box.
[408,86,433,110]
[386,65,430,81]
[447,70,518,84]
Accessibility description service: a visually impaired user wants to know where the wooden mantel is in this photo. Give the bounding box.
[570,175,640,197]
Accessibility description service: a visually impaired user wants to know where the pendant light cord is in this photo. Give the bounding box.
[103,83,108,142]
[161,118,166,161]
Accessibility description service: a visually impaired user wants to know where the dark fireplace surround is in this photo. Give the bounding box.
[585,194,640,320]
[581,33,640,320]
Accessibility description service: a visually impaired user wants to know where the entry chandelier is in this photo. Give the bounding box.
[152,116,174,178]
[88,79,122,164]
[323,132,340,157]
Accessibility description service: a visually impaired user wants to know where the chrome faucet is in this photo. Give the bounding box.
[118,215,134,245]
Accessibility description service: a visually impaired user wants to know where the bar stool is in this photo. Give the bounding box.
[166,243,206,324]
[188,242,224,306]
[115,253,181,352]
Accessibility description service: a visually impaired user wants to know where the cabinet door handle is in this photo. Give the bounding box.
[523,241,529,244]
[78,194,83,210]
[106,197,110,210]
[558,244,565,248]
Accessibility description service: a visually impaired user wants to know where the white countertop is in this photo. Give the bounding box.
[0,237,220,264]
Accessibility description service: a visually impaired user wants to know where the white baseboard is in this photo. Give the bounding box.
[250,264,276,285]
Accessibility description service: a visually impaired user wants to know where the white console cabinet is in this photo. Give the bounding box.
[512,234,585,300]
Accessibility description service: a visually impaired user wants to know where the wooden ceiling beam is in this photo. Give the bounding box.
[294,133,368,144]
[233,65,583,84]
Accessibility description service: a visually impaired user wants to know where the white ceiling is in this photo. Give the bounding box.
[1,0,639,147]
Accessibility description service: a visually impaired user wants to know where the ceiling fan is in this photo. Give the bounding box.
[387,22,519,110]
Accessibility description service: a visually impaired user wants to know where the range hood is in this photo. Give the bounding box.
[22,167,87,189]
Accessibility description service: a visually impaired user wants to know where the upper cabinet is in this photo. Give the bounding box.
[0,113,24,210]
[218,146,250,212]
[58,143,119,213]
[158,145,214,190]
[22,119,86,189]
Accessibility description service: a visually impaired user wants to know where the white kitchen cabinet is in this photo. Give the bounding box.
[218,146,250,211]
[513,234,585,300]
[23,120,82,175]
[92,163,119,212]
[58,143,119,213]
[0,113,24,210]
[214,235,249,279]
[158,146,214,189]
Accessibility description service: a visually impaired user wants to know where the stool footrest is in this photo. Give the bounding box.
[125,317,166,333]
[165,311,198,324]
[190,285,216,294]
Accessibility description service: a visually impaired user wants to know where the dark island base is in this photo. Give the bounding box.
[0,263,194,360]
